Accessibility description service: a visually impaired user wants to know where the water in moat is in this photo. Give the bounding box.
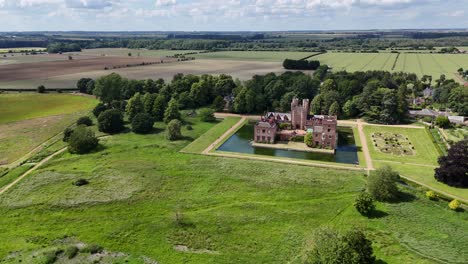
[217,123,359,164]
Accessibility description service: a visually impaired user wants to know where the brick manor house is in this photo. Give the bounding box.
[254,98,338,149]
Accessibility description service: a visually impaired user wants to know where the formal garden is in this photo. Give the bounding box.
[371,132,414,156]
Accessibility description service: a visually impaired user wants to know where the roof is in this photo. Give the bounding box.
[256,121,276,128]
[409,109,451,117]
[266,112,291,121]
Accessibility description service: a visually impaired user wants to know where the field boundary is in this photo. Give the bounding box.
[299,52,326,60]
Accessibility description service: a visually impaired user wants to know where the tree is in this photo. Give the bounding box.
[343,99,358,118]
[435,116,450,128]
[126,92,144,122]
[164,98,181,123]
[367,166,400,202]
[310,95,323,114]
[329,101,340,116]
[76,116,92,126]
[142,93,157,114]
[434,139,468,187]
[152,94,167,121]
[63,127,74,142]
[343,230,375,264]
[92,103,108,118]
[86,79,95,94]
[76,78,93,93]
[190,80,210,107]
[354,192,375,216]
[131,113,154,134]
[97,109,124,134]
[37,85,46,93]
[94,73,124,104]
[212,96,225,112]
[304,133,313,147]
[199,108,216,122]
[68,126,99,154]
[166,119,182,141]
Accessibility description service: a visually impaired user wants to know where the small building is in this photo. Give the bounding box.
[448,116,467,125]
[254,120,277,144]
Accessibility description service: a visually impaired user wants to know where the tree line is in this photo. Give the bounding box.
[283,59,320,70]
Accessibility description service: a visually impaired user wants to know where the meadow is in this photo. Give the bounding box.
[192,51,317,62]
[313,52,468,80]
[0,113,467,264]
[0,94,97,165]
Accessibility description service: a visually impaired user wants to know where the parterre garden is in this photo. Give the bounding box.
[371,132,414,156]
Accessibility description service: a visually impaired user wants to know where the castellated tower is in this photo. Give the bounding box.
[291,98,310,130]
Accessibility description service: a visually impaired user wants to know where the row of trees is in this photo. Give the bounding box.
[282,59,320,70]
[47,43,81,53]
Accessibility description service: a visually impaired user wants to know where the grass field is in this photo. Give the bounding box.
[0,94,97,165]
[314,52,468,80]
[0,47,46,53]
[0,94,97,124]
[77,48,200,57]
[192,51,316,62]
[0,115,467,263]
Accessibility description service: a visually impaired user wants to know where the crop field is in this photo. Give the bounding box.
[192,51,317,62]
[314,52,468,80]
[0,116,467,263]
[0,94,97,165]
[77,48,201,57]
[0,53,85,65]
[0,59,287,89]
[0,47,46,53]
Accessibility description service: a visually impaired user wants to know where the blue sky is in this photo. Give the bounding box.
[0,0,467,31]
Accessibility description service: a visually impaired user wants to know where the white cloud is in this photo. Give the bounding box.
[155,0,176,7]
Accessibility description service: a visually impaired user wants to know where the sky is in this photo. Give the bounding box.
[0,0,467,31]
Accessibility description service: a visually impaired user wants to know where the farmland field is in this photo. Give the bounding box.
[192,51,317,61]
[0,115,467,263]
[0,47,46,53]
[76,48,201,57]
[314,52,468,80]
[0,94,97,165]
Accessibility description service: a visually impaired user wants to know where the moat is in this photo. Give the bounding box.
[217,123,359,165]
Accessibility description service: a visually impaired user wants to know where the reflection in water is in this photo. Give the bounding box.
[217,123,359,165]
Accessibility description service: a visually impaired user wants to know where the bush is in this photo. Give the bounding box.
[199,108,216,122]
[68,126,99,154]
[82,244,104,254]
[37,85,46,93]
[65,246,79,259]
[354,192,375,216]
[290,135,304,142]
[92,103,108,118]
[435,116,450,128]
[449,199,461,211]
[426,190,437,200]
[73,179,89,186]
[43,251,58,264]
[304,133,313,147]
[186,125,193,130]
[166,119,182,141]
[77,116,93,126]
[63,127,74,142]
[367,166,400,202]
[279,123,291,130]
[131,113,154,134]
[97,109,124,134]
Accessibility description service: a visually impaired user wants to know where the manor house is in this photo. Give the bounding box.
[254,98,338,149]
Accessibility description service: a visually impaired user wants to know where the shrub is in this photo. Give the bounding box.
[131,113,154,134]
[97,109,124,134]
[199,108,216,122]
[426,190,437,200]
[65,246,79,259]
[43,251,57,264]
[82,244,104,254]
[186,125,193,130]
[449,199,461,211]
[166,119,182,141]
[77,116,93,126]
[354,192,375,216]
[435,116,450,128]
[343,230,376,264]
[304,133,313,147]
[63,127,74,142]
[37,85,46,93]
[74,179,89,186]
[290,135,304,142]
[68,126,99,154]
[279,123,291,130]
[92,103,108,118]
[367,166,400,202]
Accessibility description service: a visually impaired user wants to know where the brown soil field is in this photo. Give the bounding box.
[0,55,177,82]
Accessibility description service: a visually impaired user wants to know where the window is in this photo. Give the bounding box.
[328,129,331,132]
[262,130,266,133]
[329,135,332,139]
[267,130,270,134]
[257,136,260,141]
[267,137,271,141]
[262,136,265,141]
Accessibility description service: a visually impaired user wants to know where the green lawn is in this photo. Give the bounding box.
[364,126,440,166]
[193,51,317,62]
[0,94,98,124]
[0,117,466,263]
[181,116,241,154]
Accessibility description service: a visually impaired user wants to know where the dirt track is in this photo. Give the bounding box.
[0,55,177,82]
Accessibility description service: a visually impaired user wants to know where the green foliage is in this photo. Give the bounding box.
[212,95,225,112]
[283,59,320,70]
[290,135,305,142]
[37,85,46,93]
[63,127,74,142]
[152,94,167,121]
[435,116,450,128]
[306,227,375,264]
[367,165,400,202]
[47,42,81,53]
[354,192,375,216]
[164,98,181,123]
[126,92,144,122]
[76,78,93,94]
[328,101,340,116]
[435,139,468,187]
[97,109,124,134]
[342,99,358,117]
[81,244,104,254]
[166,119,182,141]
[64,246,79,259]
[426,190,437,200]
[92,103,108,118]
[143,93,157,114]
[310,95,322,114]
[448,199,461,211]
[94,73,124,104]
[131,113,154,134]
[68,126,99,154]
[199,108,216,122]
[304,133,314,147]
[76,116,92,126]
